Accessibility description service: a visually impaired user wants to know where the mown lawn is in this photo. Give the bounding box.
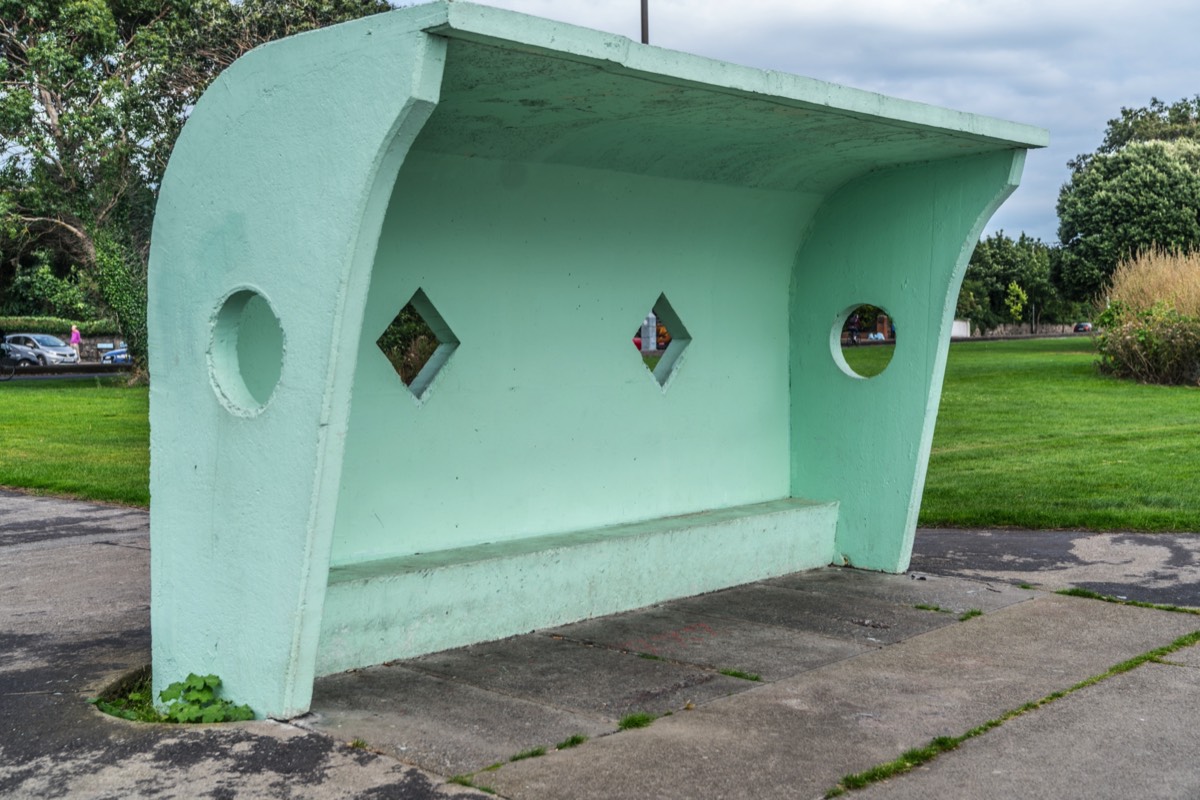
[920,337,1199,531]
[1,339,1197,530]
[0,377,149,506]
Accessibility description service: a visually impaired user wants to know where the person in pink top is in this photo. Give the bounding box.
[70,325,82,359]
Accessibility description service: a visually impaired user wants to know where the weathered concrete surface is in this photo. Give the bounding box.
[854,652,1200,800]
[912,528,1200,607]
[303,572,1034,777]
[305,665,615,778]
[0,490,486,799]
[6,488,1200,799]
[546,605,873,682]
[477,596,1199,800]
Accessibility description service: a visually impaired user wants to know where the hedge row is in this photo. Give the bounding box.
[0,316,121,337]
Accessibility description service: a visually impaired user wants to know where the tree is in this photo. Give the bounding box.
[959,231,1065,334]
[1071,96,1200,171]
[0,0,390,364]
[1004,280,1027,323]
[1056,140,1200,302]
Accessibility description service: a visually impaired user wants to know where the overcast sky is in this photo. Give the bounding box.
[463,0,1198,244]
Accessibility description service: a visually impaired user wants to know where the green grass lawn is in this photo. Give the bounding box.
[921,337,1199,531]
[0,377,149,506]
[1,339,1197,530]
[840,342,894,377]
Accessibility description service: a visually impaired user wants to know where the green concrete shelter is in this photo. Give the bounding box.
[148,1,1047,718]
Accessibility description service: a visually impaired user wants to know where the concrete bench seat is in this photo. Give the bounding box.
[317,497,839,674]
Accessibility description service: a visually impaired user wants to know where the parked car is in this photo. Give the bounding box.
[101,348,132,365]
[1073,322,1093,333]
[4,333,79,364]
[0,340,40,367]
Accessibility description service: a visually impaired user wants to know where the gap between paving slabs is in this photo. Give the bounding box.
[823,592,1200,798]
[360,585,998,791]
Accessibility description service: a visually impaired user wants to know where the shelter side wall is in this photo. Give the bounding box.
[788,150,1025,572]
[331,150,821,565]
[148,9,448,719]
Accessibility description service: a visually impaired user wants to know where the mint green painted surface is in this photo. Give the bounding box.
[319,499,837,675]
[148,1,1045,718]
[790,153,1028,572]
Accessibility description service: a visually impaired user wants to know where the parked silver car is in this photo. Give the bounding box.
[0,340,40,367]
[4,333,80,365]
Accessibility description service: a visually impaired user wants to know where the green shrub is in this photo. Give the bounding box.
[1096,302,1200,385]
[1097,250,1200,386]
[1,256,98,319]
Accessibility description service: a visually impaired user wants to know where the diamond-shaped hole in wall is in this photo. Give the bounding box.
[376,288,459,399]
[632,293,691,387]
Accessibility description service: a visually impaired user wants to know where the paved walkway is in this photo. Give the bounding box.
[2,489,1198,799]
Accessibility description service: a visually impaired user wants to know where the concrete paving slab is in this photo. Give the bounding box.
[306,662,615,776]
[854,660,1200,799]
[0,493,483,799]
[766,565,1035,614]
[480,596,1200,800]
[407,634,753,718]
[546,604,873,682]
[1166,641,1200,667]
[669,581,958,644]
[913,528,1200,608]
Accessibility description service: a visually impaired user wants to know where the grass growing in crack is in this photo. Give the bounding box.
[556,734,588,750]
[1018,583,1036,590]
[824,629,1200,797]
[509,746,546,762]
[914,604,950,613]
[718,668,762,682]
[447,775,495,794]
[348,738,368,750]
[482,762,503,772]
[957,609,983,621]
[618,712,658,730]
[89,668,159,722]
[637,652,664,661]
[1056,587,1200,615]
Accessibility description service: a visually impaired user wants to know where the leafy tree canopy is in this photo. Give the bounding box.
[959,231,1076,334]
[0,0,390,363]
[1056,140,1200,302]
[1071,95,1200,171]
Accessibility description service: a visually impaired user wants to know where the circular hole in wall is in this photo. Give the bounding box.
[209,289,284,414]
[833,304,896,379]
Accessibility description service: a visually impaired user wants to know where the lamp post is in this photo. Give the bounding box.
[641,0,649,43]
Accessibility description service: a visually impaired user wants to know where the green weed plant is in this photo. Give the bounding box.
[92,672,254,723]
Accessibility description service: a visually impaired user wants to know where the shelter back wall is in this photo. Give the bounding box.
[331,150,822,564]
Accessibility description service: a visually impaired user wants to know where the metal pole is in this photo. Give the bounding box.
[641,0,649,44]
